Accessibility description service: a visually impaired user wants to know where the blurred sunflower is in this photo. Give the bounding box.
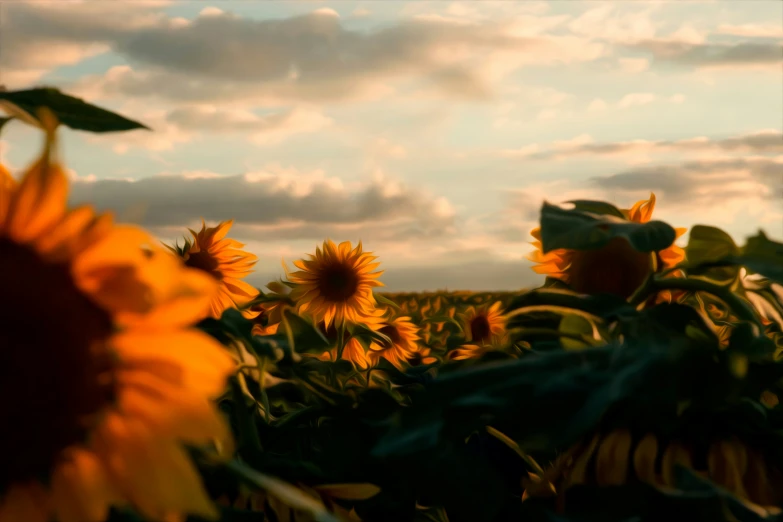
[167,219,260,319]
[527,193,687,300]
[0,113,234,522]
[285,240,384,329]
[314,337,372,370]
[448,343,491,361]
[250,281,295,336]
[457,301,507,346]
[368,316,424,371]
[546,430,783,512]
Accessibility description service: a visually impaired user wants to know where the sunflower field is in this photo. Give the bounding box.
[2,87,783,522]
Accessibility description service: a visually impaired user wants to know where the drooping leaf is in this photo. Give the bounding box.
[375,292,403,311]
[0,87,150,133]
[276,307,330,355]
[685,225,741,283]
[558,314,597,350]
[538,201,677,254]
[565,199,627,219]
[738,231,783,285]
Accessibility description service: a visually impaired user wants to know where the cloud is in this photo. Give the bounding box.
[627,39,783,70]
[617,57,650,72]
[717,23,783,39]
[586,98,607,112]
[68,168,457,241]
[164,104,332,145]
[617,92,657,108]
[44,4,604,105]
[0,1,171,87]
[501,130,783,160]
[590,158,783,205]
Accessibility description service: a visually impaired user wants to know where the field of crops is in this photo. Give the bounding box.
[2,88,783,522]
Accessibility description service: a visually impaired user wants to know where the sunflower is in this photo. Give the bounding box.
[250,281,295,337]
[313,337,372,370]
[527,193,687,300]
[538,429,783,512]
[285,240,384,329]
[0,113,235,522]
[457,301,507,346]
[167,219,260,319]
[368,316,424,371]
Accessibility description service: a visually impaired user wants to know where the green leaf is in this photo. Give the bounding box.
[538,201,677,254]
[505,287,634,317]
[0,87,150,133]
[278,307,330,354]
[565,199,627,219]
[558,314,596,350]
[375,292,403,311]
[685,225,741,283]
[221,460,342,522]
[349,322,393,347]
[738,231,783,285]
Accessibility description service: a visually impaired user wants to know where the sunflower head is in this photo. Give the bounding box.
[286,239,384,329]
[368,315,423,371]
[527,193,687,300]
[0,111,235,522]
[167,219,260,319]
[457,300,507,346]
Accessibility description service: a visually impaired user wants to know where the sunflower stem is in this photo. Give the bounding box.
[336,323,347,360]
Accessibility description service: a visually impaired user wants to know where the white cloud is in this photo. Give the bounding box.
[717,23,783,39]
[587,98,607,112]
[617,92,657,109]
[618,57,649,73]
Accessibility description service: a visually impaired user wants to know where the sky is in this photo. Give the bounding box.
[0,0,781,292]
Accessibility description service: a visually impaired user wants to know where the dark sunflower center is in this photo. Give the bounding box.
[567,237,653,299]
[379,325,401,347]
[184,250,222,280]
[317,263,360,302]
[470,315,492,343]
[0,238,116,492]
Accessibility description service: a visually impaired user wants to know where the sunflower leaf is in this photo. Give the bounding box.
[736,231,783,285]
[280,307,330,354]
[538,201,677,254]
[350,322,393,347]
[376,292,403,311]
[504,288,635,321]
[565,199,627,219]
[0,87,150,133]
[558,314,597,350]
[684,225,741,283]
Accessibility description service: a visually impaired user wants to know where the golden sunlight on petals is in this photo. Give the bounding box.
[112,330,236,397]
[167,219,260,319]
[0,162,17,227]
[0,484,50,522]
[6,156,69,243]
[94,415,218,521]
[0,118,232,522]
[287,239,384,329]
[50,450,118,522]
[113,250,220,328]
[72,226,154,281]
[117,370,232,448]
